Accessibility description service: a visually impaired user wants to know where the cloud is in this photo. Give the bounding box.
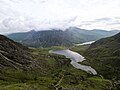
[94,18,112,22]
[0,16,77,34]
[77,17,120,30]
[0,0,120,33]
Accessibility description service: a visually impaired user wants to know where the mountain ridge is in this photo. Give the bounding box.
[7,27,120,47]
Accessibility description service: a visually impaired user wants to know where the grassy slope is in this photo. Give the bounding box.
[0,46,112,90]
[71,42,120,90]
[84,33,120,90]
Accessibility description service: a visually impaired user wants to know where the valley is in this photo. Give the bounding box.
[0,35,112,90]
[0,0,120,90]
[0,32,120,90]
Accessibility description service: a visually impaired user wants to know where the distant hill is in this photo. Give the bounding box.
[66,27,120,43]
[7,27,120,47]
[7,30,36,42]
[23,30,73,47]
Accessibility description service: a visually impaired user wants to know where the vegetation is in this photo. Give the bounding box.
[7,27,119,47]
[0,44,111,90]
[76,33,120,90]
[1,34,119,89]
[70,45,90,55]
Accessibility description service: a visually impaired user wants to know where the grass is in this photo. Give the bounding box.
[0,46,112,90]
[70,45,90,55]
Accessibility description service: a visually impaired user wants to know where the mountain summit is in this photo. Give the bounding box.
[7,28,120,47]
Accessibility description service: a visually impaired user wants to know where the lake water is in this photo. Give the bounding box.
[75,41,95,46]
[49,49,97,75]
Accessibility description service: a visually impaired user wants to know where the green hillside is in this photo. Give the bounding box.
[0,35,111,90]
[83,33,120,89]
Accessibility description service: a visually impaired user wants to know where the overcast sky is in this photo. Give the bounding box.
[0,0,120,34]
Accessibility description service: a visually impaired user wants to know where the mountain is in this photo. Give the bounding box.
[7,27,120,47]
[66,27,120,43]
[23,30,73,47]
[7,30,36,42]
[86,32,120,57]
[84,32,120,89]
[0,34,50,72]
[0,34,112,90]
[0,34,34,70]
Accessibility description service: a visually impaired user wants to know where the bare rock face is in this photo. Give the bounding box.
[0,35,33,70]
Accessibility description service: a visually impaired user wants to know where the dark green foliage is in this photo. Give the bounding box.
[0,35,112,89]
[83,33,120,89]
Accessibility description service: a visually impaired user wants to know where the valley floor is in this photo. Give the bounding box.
[0,46,112,90]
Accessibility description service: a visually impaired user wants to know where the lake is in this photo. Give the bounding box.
[49,49,97,75]
[75,41,95,46]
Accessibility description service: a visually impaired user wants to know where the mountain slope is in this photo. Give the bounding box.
[7,30,36,42]
[66,27,119,43]
[0,35,112,90]
[7,27,120,47]
[84,33,120,81]
[0,34,34,70]
[23,30,73,47]
[86,32,120,57]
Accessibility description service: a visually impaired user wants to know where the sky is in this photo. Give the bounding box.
[0,0,120,34]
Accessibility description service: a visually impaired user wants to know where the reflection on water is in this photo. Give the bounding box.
[75,41,95,46]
